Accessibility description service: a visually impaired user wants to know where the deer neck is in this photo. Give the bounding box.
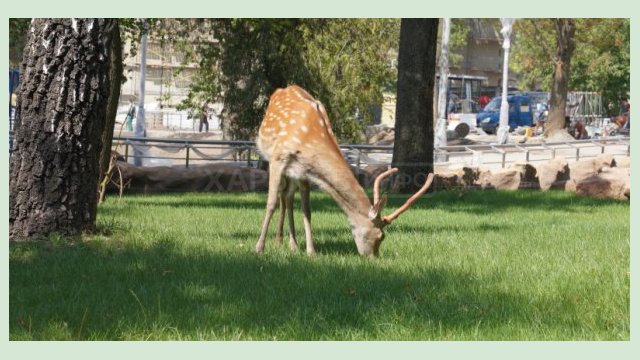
[308,154,372,229]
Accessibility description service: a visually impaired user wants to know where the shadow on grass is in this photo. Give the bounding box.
[399,189,627,215]
[117,188,626,216]
[98,190,627,263]
[10,238,584,340]
[228,221,513,257]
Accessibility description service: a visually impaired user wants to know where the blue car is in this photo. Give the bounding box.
[476,95,533,134]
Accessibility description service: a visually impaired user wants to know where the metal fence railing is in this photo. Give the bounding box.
[568,91,605,128]
[8,132,630,170]
[112,137,259,168]
[108,135,630,170]
[434,136,630,169]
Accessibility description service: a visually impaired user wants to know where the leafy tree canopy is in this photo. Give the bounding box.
[10,18,474,142]
[9,18,30,68]
[511,18,629,116]
[170,18,400,142]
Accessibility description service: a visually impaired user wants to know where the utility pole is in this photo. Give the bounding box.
[497,18,515,145]
[133,19,148,166]
[435,18,451,159]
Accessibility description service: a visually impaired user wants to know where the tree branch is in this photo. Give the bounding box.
[528,19,557,63]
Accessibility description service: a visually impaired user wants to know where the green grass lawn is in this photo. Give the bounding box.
[9,190,629,340]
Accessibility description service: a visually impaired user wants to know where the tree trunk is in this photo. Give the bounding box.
[10,18,116,240]
[98,21,123,203]
[391,19,438,193]
[545,19,576,137]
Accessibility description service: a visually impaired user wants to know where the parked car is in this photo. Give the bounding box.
[476,95,533,134]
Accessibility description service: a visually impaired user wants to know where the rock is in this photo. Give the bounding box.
[510,163,539,189]
[432,166,481,190]
[367,126,395,145]
[545,130,576,143]
[477,169,494,189]
[446,122,470,140]
[364,164,389,178]
[593,153,617,168]
[434,170,462,190]
[566,154,617,192]
[576,167,630,201]
[479,163,539,190]
[521,136,545,145]
[374,131,395,145]
[352,164,388,188]
[536,158,570,191]
[615,156,630,168]
[365,124,392,139]
[114,162,269,194]
[112,150,125,162]
[460,167,480,187]
[486,169,520,190]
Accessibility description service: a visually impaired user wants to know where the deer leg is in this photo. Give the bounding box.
[285,184,298,251]
[274,186,287,245]
[299,179,315,256]
[256,162,285,254]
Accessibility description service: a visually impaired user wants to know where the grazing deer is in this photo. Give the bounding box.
[255,85,434,257]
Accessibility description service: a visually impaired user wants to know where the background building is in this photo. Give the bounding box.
[120,39,197,108]
[117,38,198,131]
[451,19,519,95]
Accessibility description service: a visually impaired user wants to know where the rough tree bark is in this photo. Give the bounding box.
[10,18,116,240]
[99,22,122,190]
[391,18,438,192]
[544,19,576,137]
[98,21,123,204]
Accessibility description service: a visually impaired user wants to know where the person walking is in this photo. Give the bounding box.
[199,104,209,133]
[125,99,136,131]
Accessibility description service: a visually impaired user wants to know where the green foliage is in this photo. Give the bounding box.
[446,19,471,66]
[10,191,629,340]
[119,18,164,59]
[9,18,30,68]
[302,19,400,143]
[511,19,630,116]
[511,19,557,91]
[172,19,400,142]
[118,18,146,60]
[571,19,630,115]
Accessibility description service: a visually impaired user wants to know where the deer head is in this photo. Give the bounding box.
[255,85,434,257]
[355,168,434,257]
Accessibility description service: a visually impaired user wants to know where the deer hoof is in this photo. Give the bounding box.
[289,240,298,252]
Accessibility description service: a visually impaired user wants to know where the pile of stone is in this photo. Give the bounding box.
[433,154,630,201]
[112,154,629,201]
[112,162,269,194]
[366,125,471,146]
[366,125,395,145]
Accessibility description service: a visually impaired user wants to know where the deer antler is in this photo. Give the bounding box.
[373,167,399,204]
[382,173,434,224]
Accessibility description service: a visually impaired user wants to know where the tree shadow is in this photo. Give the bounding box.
[119,193,341,213]
[9,239,589,340]
[230,221,514,257]
[115,188,625,218]
[385,188,627,215]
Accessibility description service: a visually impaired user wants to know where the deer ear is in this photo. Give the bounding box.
[369,194,388,220]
